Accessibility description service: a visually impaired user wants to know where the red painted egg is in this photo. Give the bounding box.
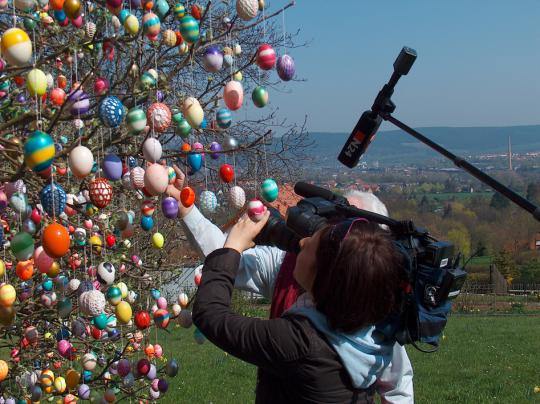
[134,310,151,329]
[180,186,195,207]
[219,164,234,183]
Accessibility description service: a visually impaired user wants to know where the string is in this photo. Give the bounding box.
[263,131,269,179]
[282,6,287,53]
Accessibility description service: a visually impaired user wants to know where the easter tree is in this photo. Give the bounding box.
[0,0,308,401]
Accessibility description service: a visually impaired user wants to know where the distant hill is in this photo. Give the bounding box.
[307,125,540,164]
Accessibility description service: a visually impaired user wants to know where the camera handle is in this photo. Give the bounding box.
[382,114,540,222]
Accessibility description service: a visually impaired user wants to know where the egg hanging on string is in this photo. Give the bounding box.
[252,86,269,108]
[256,44,276,70]
[26,68,47,96]
[147,103,171,133]
[219,164,234,183]
[161,197,179,219]
[179,14,199,43]
[260,178,279,202]
[127,107,147,133]
[187,152,202,172]
[99,96,125,128]
[229,186,246,209]
[142,12,160,40]
[40,183,67,217]
[144,163,168,195]
[102,153,122,181]
[0,28,32,66]
[173,2,185,18]
[142,138,162,163]
[124,13,140,35]
[24,130,55,173]
[277,54,295,81]
[182,97,204,128]
[223,81,243,111]
[180,186,195,207]
[89,178,113,208]
[69,145,94,178]
[199,190,217,214]
[202,46,223,72]
[152,232,164,249]
[216,108,232,129]
[42,222,70,258]
[209,142,222,159]
[236,0,258,21]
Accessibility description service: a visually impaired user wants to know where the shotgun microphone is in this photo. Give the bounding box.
[337,111,382,168]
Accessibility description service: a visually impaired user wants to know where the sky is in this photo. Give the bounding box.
[261,0,540,133]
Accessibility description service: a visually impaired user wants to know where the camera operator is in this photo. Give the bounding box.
[192,211,410,403]
[167,165,413,403]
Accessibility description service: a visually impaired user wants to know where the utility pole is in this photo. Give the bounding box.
[508,135,513,171]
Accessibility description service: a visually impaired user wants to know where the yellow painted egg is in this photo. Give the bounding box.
[54,376,67,393]
[47,261,61,278]
[233,71,242,81]
[65,369,80,389]
[0,28,32,66]
[124,14,139,35]
[0,360,8,382]
[41,369,55,387]
[0,284,16,307]
[182,97,204,128]
[0,260,5,277]
[26,68,47,96]
[152,232,164,249]
[115,301,132,324]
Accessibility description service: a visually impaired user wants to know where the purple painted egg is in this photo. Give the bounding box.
[102,153,122,181]
[117,359,131,377]
[161,197,179,219]
[156,90,164,102]
[277,54,295,81]
[209,142,221,160]
[203,46,223,72]
[69,89,90,116]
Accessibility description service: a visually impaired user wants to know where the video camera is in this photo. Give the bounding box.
[255,181,467,351]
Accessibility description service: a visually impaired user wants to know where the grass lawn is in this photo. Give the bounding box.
[155,315,540,404]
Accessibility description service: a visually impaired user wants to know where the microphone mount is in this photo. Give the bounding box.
[339,46,540,222]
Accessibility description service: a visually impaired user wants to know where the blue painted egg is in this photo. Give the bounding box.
[260,178,279,202]
[216,108,232,129]
[99,96,125,128]
[140,215,154,231]
[187,153,202,172]
[102,153,123,181]
[40,183,67,217]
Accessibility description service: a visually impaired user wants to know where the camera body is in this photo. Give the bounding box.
[255,183,467,350]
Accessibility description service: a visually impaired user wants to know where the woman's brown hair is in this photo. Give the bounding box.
[311,221,404,333]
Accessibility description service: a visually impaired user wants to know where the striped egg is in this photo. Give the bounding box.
[147,102,171,133]
[256,43,276,70]
[260,178,278,202]
[124,14,139,35]
[252,86,268,108]
[248,199,266,221]
[24,130,55,172]
[179,42,189,55]
[277,54,295,81]
[69,90,90,116]
[127,107,147,133]
[140,69,158,89]
[173,3,185,18]
[0,28,32,66]
[202,46,223,72]
[177,118,191,138]
[99,96,125,128]
[236,0,257,21]
[142,12,160,40]
[180,15,199,43]
[199,190,217,214]
[216,108,232,128]
[26,68,47,96]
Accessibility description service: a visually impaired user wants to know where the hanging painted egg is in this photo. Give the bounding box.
[200,190,217,214]
[24,130,55,173]
[142,12,160,40]
[89,177,113,208]
[180,15,199,43]
[203,46,223,72]
[116,301,132,324]
[93,77,109,95]
[120,13,137,34]
[147,102,171,132]
[236,0,257,20]
[0,284,16,307]
[144,163,168,195]
[180,186,195,207]
[26,68,47,96]
[187,152,202,172]
[256,43,276,70]
[50,88,66,105]
[252,85,269,108]
[152,232,164,248]
[161,197,179,219]
[248,199,266,221]
[34,246,53,273]
[224,136,239,150]
[99,96,125,128]
[142,138,162,162]
[261,178,279,202]
[79,291,106,317]
[16,260,33,280]
[182,97,204,128]
[127,107,147,133]
[130,167,145,189]
[168,166,177,184]
[162,29,177,47]
[69,145,93,178]
[154,0,169,19]
[140,69,159,89]
[209,142,222,160]
[97,262,115,285]
[40,182,67,217]
[178,42,189,55]
[219,164,234,183]
[42,222,70,258]
[277,54,295,81]
[173,2,185,18]
[63,0,81,19]
[102,153,122,181]
[223,81,243,111]
[216,108,232,129]
[229,185,246,209]
[154,309,170,328]
[11,232,34,260]
[0,28,32,66]
[69,89,90,116]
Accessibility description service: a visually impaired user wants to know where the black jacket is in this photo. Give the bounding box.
[193,248,374,403]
